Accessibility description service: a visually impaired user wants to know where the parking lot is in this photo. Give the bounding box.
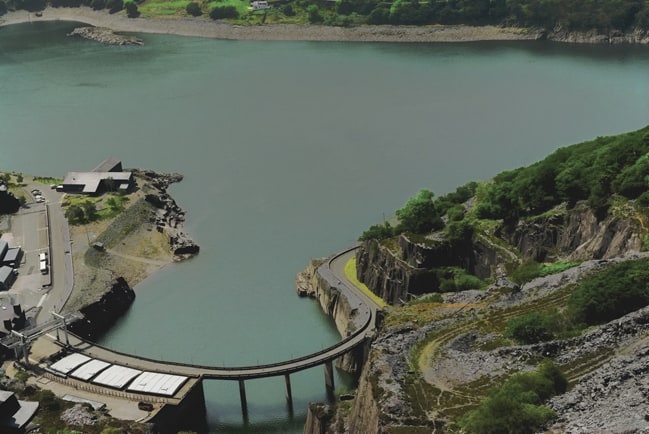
[1,182,72,325]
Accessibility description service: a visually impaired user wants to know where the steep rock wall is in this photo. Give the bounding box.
[356,235,507,304]
[501,205,642,262]
[68,277,135,340]
[296,258,367,374]
[358,204,643,304]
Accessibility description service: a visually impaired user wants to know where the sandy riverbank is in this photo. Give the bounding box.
[0,7,539,42]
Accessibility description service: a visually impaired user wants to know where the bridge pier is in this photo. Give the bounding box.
[324,360,334,398]
[238,379,248,421]
[284,374,293,415]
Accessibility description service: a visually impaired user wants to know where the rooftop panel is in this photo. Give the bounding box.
[92,365,142,389]
[126,372,188,396]
[70,359,111,381]
[92,158,122,172]
[50,354,91,375]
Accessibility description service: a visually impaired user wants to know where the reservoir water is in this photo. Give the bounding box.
[2,20,649,432]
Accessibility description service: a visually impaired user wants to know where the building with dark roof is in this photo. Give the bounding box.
[0,390,39,433]
[92,158,123,173]
[0,266,16,291]
[60,159,134,195]
[2,248,21,267]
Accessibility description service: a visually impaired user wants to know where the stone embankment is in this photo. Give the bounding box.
[138,170,200,260]
[295,258,369,375]
[67,26,143,45]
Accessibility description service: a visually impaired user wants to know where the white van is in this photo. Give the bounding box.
[39,252,47,262]
[40,260,48,275]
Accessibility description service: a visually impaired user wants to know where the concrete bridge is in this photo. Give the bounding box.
[9,246,380,422]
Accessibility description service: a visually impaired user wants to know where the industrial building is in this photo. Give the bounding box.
[59,158,134,195]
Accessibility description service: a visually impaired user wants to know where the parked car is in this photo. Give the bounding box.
[31,189,41,196]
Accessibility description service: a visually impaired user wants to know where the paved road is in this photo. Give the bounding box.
[10,179,73,324]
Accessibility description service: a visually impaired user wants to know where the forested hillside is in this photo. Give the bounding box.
[2,0,649,31]
[362,125,649,242]
[336,126,649,434]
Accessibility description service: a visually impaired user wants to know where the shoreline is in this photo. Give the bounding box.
[0,7,540,42]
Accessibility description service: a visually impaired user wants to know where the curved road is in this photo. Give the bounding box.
[43,247,380,383]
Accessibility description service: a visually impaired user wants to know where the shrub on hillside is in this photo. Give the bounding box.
[459,360,565,434]
[186,1,202,16]
[91,0,105,9]
[505,312,554,344]
[568,258,649,325]
[359,222,394,241]
[0,1,7,15]
[209,5,238,19]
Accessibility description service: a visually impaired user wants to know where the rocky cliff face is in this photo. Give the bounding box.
[296,258,368,374]
[357,203,643,305]
[542,26,649,44]
[68,277,135,340]
[500,204,642,262]
[138,170,200,260]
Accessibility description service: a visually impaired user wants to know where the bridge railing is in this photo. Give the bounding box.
[65,307,371,374]
[54,246,373,377]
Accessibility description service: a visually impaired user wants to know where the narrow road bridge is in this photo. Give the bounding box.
[16,247,379,419]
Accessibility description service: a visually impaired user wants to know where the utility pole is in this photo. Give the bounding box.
[11,330,29,366]
[51,312,70,346]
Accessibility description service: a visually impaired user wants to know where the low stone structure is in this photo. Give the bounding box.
[67,26,143,46]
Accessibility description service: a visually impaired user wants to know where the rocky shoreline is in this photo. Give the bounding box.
[67,26,143,45]
[4,7,649,44]
[137,170,200,260]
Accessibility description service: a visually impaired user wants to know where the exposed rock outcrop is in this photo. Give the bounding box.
[68,276,135,340]
[500,204,642,262]
[138,170,200,260]
[357,202,643,305]
[67,26,143,46]
[542,25,649,44]
[295,256,370,374]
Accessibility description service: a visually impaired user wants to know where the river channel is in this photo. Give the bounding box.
[2,20,649,432]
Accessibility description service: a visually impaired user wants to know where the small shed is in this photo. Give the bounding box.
[0,266,15,291]
[2,248,21,267]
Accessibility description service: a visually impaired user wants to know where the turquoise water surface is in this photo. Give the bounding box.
[2,21,649,432]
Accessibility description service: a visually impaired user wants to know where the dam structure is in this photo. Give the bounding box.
[3,247,378,427]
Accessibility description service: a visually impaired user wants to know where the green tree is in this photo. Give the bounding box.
[125,0,139,17]
[106,0,123,13]
[186,1,202,15]
[359,221,394,241]
[210,5,239,19]
[568,258,649,325]
[81,201,98,222]
[395,189,444,234]
[459,361,565,434]
[38,390,61,412]
[307,4,323,22]
[0,1,7,15]
[65,204,85,225]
